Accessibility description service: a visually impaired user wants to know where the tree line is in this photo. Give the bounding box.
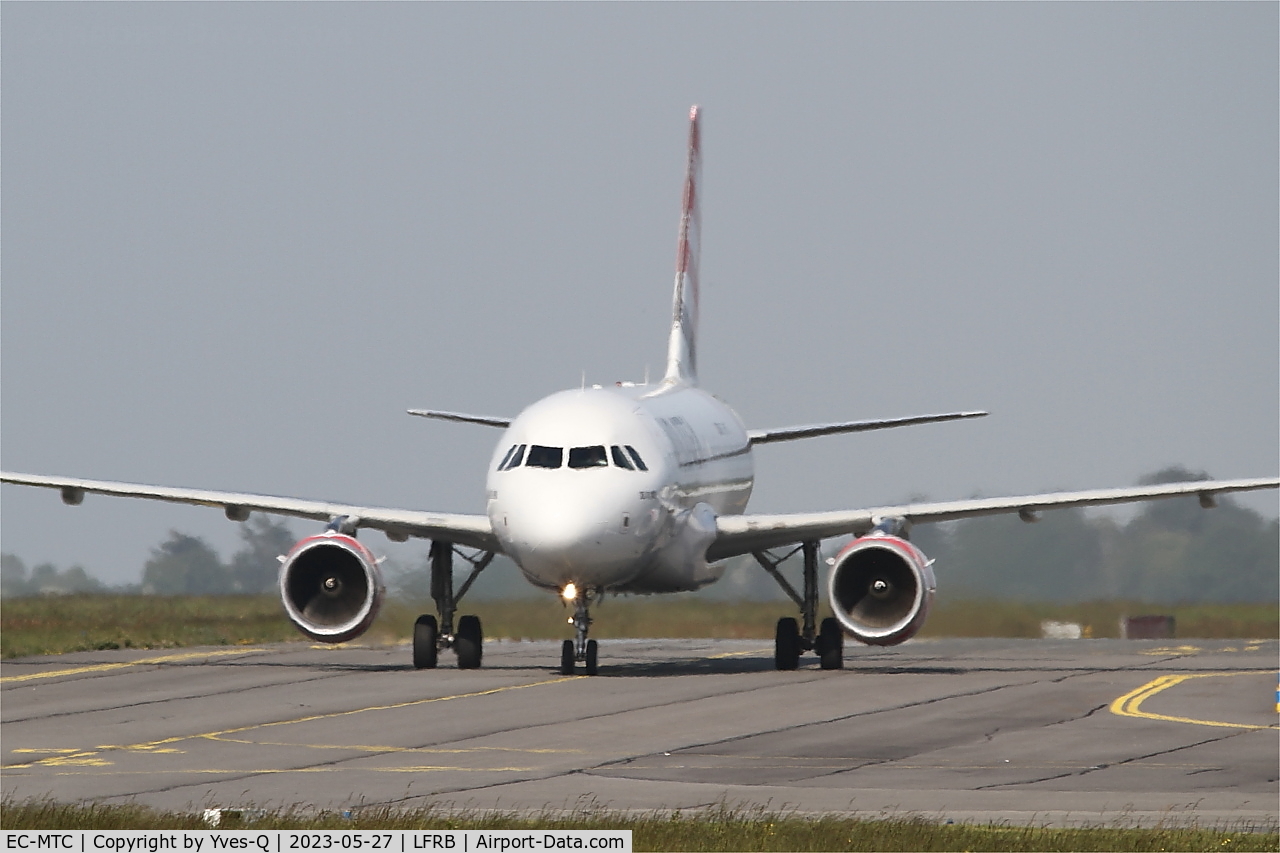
[2,467,1276,603]
[1,515,295,598]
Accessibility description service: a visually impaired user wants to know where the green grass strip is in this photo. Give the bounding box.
[3,594,1276,659]
[2,801,1277,851]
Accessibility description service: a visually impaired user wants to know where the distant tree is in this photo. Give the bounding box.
[226,516,295,594]
[944,507,1104,602]
[1,553,32,597]
[142,531,226,595]
[1,552,107,596]
[1102,467,1279,603]
[49,564,107,595]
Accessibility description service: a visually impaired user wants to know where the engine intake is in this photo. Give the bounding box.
[279,533,385,643]
[827,534,935,646]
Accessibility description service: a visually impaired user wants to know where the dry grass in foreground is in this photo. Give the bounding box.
[2,594,1275,658]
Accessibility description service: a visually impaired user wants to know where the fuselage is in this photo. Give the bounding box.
[486,382,753,594]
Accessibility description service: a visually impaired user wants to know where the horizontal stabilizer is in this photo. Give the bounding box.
[407,409,512,428]
[747,411,988,445]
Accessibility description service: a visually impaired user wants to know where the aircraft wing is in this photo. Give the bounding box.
[747,411,987,444]
[708,477,1280,560]
[0,472,501,553]
[407,409,512,428]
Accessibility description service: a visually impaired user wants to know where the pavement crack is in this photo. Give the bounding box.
[974,728,1251,790]
[5,675,354,726]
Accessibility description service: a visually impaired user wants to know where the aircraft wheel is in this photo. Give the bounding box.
[560,639,576,675]
[584,639,598,676]
[818,617,844,670]
[774,617,801,671]
[413,615,438,669]
[455,615,483,669]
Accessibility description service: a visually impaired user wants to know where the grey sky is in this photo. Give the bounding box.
[3,3,1277,586]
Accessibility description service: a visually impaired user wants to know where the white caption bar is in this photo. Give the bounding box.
[3,832,631,853]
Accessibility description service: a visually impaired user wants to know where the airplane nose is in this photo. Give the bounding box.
[499,483,652,586]
[522,500,609,553]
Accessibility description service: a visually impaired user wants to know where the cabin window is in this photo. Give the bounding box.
[526,445,563,469]
[625,445,648,471]
[568,445,609,469]
[610,445,635,470]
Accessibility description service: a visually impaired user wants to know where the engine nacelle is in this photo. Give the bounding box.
[827,534,935,646]
[279,532,385,643]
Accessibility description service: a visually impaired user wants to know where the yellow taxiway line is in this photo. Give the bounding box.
[4,675,574,770]
[1109,671,1279,730]
[0,648,266,684]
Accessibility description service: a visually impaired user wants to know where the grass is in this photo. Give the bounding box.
[2,594,1275,659]
[1,800,1276,850]
[921,599,1279,640]
[0,593,301,658]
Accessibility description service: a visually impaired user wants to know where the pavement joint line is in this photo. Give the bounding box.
[0,648,267,683]
[1109,670,1280,730]
[2,675,574,770]
[204,735,587,755]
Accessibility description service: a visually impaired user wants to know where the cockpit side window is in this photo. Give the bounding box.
[568,445,608,469]
[496,445,518,471]
[610,445,634,470]
[624,445,648,471]
[502,444,526,470]
[526,445,563,469]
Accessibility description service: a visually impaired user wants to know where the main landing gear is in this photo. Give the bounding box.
[413,540,495,670]
[559,585,599,676]
[753,540,843,671]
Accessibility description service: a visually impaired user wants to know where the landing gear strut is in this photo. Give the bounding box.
[413,540,494,670]
[753,540,843,671]
[560,587,599,676]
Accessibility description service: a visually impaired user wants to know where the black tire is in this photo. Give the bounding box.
[774,617,801,671]
[818,617,844,670]
[456,614,483,669]
[584,639,598,676]
[413,615,438,669]
[560,639,576,675]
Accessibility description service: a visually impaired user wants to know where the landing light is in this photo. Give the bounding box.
[562,583,577,601]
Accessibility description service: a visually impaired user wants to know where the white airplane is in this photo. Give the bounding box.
[4,107,1277,676]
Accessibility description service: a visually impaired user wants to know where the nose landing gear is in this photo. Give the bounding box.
[560,586,600,676]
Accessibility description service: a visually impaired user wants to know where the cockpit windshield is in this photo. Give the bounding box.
[525,445,563,469]
[568,446,609,469]
[509,443,647,471]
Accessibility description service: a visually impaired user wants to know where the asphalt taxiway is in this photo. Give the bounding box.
[2,637,1276,828]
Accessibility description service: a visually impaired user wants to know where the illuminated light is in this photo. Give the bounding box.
[562,583,577,601]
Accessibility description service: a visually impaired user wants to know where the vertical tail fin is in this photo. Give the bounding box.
[664,105,702,386]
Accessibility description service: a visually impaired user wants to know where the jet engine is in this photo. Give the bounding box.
[827,534,935,646]
[279,532,385,643]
